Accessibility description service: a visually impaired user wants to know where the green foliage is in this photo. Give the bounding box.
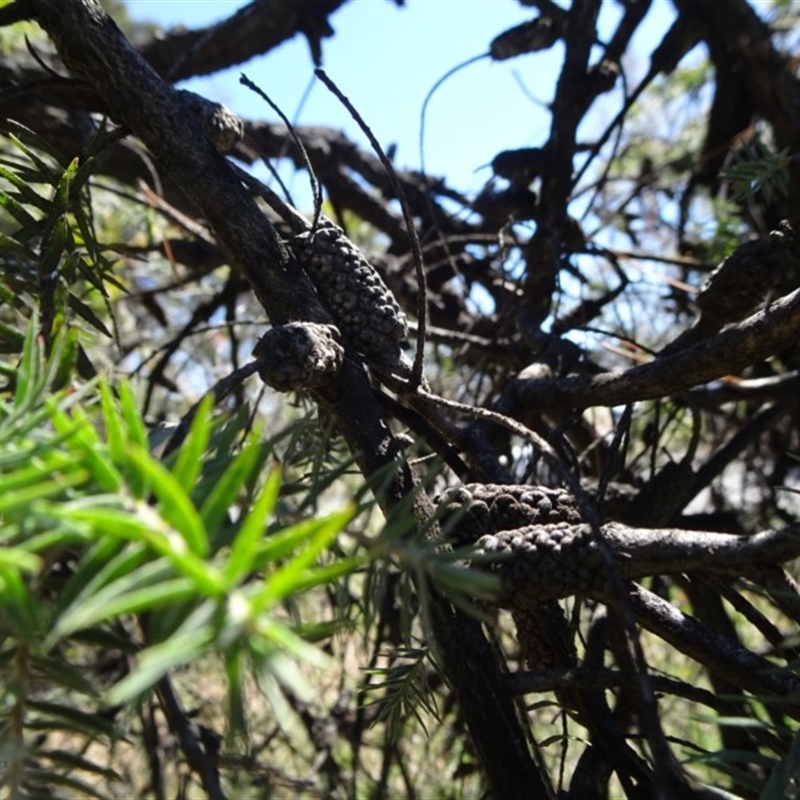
[363,646,439,743]
[0,129,499,794]
[722,136,790,205]
[0,129,501,799]
[0,321,362,797]
[14,5,800,794]
[761,723,800,800]
[0,122,125,370]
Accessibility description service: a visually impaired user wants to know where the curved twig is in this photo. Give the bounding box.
[314,68,429,390]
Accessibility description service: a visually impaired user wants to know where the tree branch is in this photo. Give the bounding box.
[140,0,350,80]
[513,283,800,410]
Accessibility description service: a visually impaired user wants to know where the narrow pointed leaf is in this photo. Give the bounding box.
[0,186,38,229]
[27,700,117,738]
[199,435,262,533]
[46,400,121,492]
[0,163,48,208]
[127,446,208,557]
[53,505,220,595]
[223,468,281,589]
[7,123,68,171]
[254,507,351,611]
[67,293,112,337]
[0,469,89,515]
[106,627,214,705]
[55,539,145,616]
[118,381,148,449]
[172,394,212,493]
[98,380,126,466]
[53,576,195,640]
[13,314,41,411]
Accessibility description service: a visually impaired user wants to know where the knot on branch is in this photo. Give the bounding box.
[291,219,409,372]
[665,218,800,353]
[436,483,582,544]
[253,322,343,392]
[179,89,244,154]
[697,222,800,321]
[490,13,565,61]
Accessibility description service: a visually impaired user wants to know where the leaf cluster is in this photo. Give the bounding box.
[0,319,368,797]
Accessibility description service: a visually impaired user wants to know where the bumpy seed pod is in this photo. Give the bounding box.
[662,220,800,354]
[435,483,582,544]
[291,218,409,373]
[476,523,601,607]
[490,15,565,61]
[253,322,343,392]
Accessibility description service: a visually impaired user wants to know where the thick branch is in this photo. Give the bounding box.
[513,284,800,410]
[476,520,800,607]
[140,0,350,79]
[624,583,800,710]
[674,0,800,218]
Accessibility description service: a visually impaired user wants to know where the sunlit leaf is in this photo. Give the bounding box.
[46,399,121,493]
[53,503,221,596]
[127,446,209,557]
[199,434,262,534]
[0,162,48,209]
[51,574,195,642]
[106,626,215,705]
[253,506,352,612]
[117,380,148,450]
[6,122,68,171]
[222,467,281,589]
[0,185,38,229]
[0,565,42,640]
[0,541,40,573]
[0,469,89,515]
[171,394,212,494]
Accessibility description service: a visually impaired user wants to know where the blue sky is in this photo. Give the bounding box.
[124,1,678,197]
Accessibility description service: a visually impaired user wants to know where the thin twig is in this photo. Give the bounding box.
[240,72,323,230]
[315,68,429,390]
[162,360,261,458]
[156,676,227,800]
[418,53,486,178]
[232,162,309,233]
[415,388,582,495]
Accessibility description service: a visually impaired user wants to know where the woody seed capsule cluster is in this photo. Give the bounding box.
[292,219,409,371]
[436,483,582,544]
[476,523,603,607]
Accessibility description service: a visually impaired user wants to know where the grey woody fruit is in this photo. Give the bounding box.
[291,219,408,372]
[435,483,582,543]
[253,322,343,392]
